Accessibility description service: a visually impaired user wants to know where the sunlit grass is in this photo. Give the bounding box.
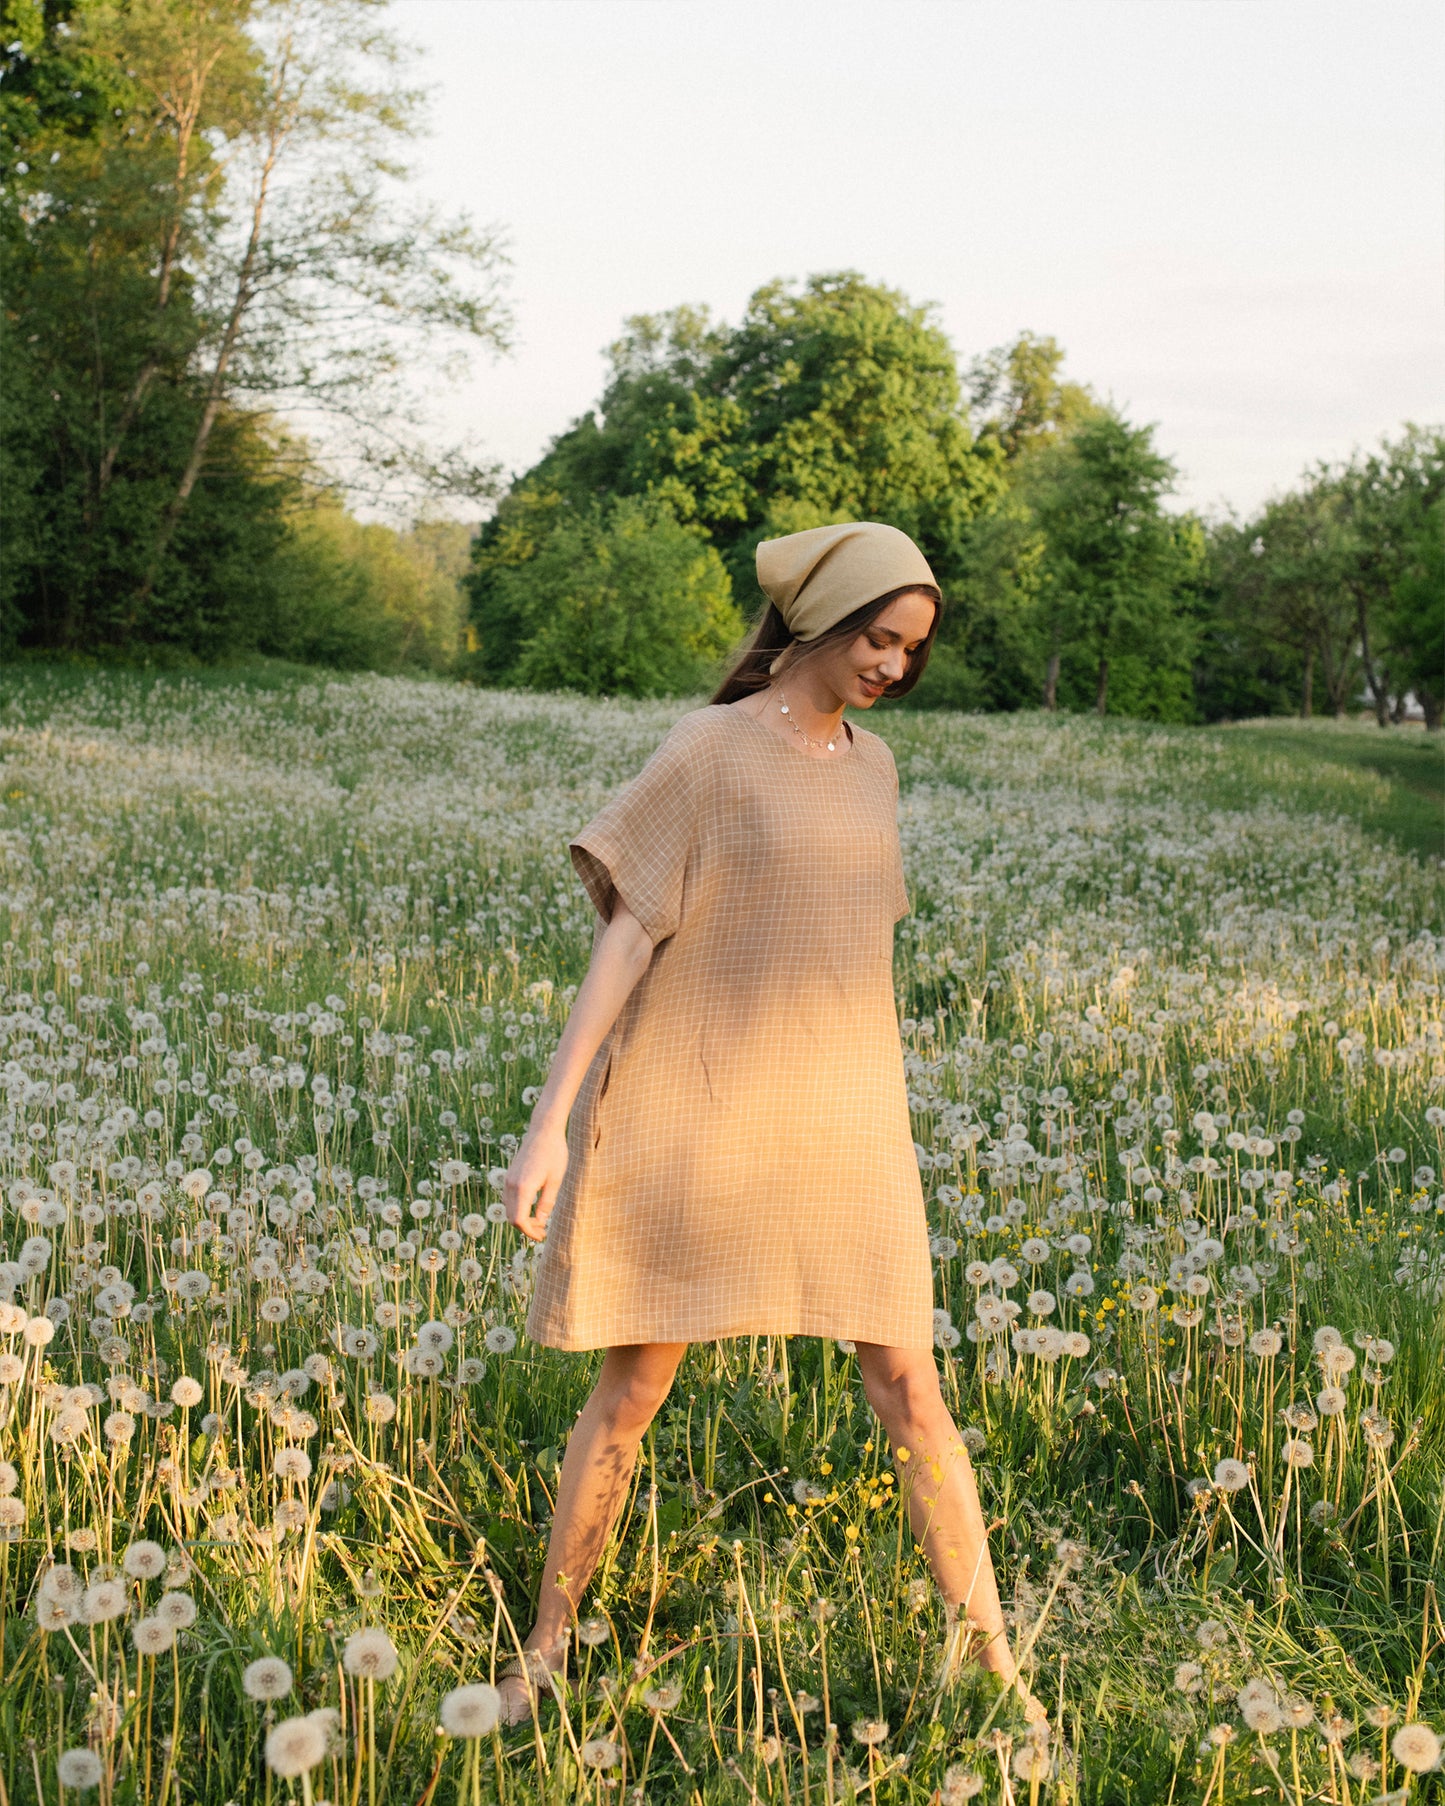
[0,667,1441,1804]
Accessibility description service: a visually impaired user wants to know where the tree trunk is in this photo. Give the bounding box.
[1094,655,1109,715]
[1418,685,1443,732]
[132,119,284,611]
[1355,587,1390,726]
[1043,629,1061,711]
[1301,646,1315,718]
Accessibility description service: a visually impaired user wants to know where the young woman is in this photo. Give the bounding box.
[497,521,1037,1726]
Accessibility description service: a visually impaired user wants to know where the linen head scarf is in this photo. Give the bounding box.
[755,521,938,643]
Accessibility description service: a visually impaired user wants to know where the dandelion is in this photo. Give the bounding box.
[243,1655,294,1700]
[170,1376,203,1407]
[1248,1329,1282,1357]
[273,1448,312,1482]
[1213,1458,1249,1493]
[1282,1438,1314,1468]
[132,1617,176,1654]
[265,1714,329,1778]
[1237,1677,1281,1732]
[576,1617,609,1646]
[439,1683,501,1737]
[155,1592,197,1629]
[1175,1662,1204,1695]
[580,1738,619,1768]
[1391,1723,1441,1772]
[343,1627,398,1679]
[941,1767,985,1801]
[123,1540,167,1580]
[82,1579,128,1623]
[56,1750,103,1790]
[1316,1386,1347,1417]
[484,1326,516,1354]
[643,1682,682,1711]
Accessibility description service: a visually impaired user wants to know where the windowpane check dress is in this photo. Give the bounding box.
[523,703,935,1351]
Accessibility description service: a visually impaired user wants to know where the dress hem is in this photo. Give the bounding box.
[523,1319,936,1353]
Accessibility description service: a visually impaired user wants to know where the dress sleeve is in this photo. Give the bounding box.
[569,717,704,946]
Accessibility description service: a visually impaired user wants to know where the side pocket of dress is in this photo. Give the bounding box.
[592,1047,614,1148]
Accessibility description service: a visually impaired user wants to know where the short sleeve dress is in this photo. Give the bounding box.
[523,703,935,1351]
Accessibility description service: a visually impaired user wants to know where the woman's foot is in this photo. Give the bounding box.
[497,1634,569,1727]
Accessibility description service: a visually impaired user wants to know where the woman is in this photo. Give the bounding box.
[497,521,1036,1726]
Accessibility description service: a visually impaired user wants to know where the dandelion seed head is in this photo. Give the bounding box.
[264,1714,328,1777]
[438,1682,501,1737]
[342,1627,398,1679]
[56,1749,103,1789]
[1391,1723,1441,1773]
[242,1655,294,1700]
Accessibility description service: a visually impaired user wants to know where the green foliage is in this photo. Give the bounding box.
[469,494,741,697]
[262,501,473,673]
[0,0,508,665]
[475,273,1006,626]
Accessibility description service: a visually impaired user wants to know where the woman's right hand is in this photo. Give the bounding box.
[503,1123,570,1243]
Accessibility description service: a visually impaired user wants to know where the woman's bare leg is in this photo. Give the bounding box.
[498,1342,687,1715]
[853,1342,1035,1702]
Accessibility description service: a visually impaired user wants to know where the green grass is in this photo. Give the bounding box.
[0,667,1442,1805]
[1215,717,1444,863]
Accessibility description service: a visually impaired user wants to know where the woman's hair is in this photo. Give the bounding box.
[710,584,943,706]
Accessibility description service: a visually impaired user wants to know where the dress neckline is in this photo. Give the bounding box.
[717,701,859,764]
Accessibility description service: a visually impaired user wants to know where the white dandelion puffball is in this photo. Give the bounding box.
[1282,1438,1315,1469]
[439,1683,502,1737]
[273,1447,312,1482]
[1213,1458,1249,1493]
[580,1737,620,1769]
[123,1540,168,1580]
[1391,1723,1441,1773]
[156,1592,197,1629]
[132,1617,176,1655]
[170,1376,203,1407]
[243,1655,294,1700]
[82,1579,128,1623]
[265,1714,329,1777]
[484,1326,516,1354]
[343,1627,398,1679]
[56,1749,103,1790]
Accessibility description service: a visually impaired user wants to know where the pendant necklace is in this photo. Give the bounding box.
[776,687,842,753]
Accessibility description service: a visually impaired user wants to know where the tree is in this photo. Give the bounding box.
[477,273,1004,616]
[1027,413,1196,715]
[1329,425,1444,727]
[0,0,511,657]
[964,329,1102,464]
[470,495,742,699]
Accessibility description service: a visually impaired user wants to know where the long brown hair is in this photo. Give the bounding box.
[710,585,943,705]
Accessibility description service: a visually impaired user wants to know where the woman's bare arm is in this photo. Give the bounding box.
[502,897,654,1242]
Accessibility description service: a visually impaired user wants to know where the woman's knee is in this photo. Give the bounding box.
[595,1343,684,1431]
[855,1345,943,1425]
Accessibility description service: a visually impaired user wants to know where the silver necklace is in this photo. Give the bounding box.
[776,687,843,753]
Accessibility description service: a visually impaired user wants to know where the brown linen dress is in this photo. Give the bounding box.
[523,702,935,1351]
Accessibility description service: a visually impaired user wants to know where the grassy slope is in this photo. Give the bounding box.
[1,668,1442,1806]
[1213,719,1444,863]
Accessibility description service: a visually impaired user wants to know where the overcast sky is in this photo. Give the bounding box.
[389,0,1443,523]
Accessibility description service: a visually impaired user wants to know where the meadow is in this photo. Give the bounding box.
[0,666,1442,1806]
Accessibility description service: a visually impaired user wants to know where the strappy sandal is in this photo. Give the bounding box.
[496,1638,569,1727]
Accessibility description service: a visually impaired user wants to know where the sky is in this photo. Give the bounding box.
[388,0,1444,524]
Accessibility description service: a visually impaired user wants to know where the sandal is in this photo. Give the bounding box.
[497,1637,569,1727]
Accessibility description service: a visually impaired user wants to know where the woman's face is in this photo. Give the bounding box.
[809,590,937,709]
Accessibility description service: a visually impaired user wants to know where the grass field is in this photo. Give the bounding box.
[0,667,1442,1805]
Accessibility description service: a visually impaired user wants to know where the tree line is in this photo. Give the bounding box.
[1,0,508,670]
[466,275,1442,725]
[3,8,1437,720]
